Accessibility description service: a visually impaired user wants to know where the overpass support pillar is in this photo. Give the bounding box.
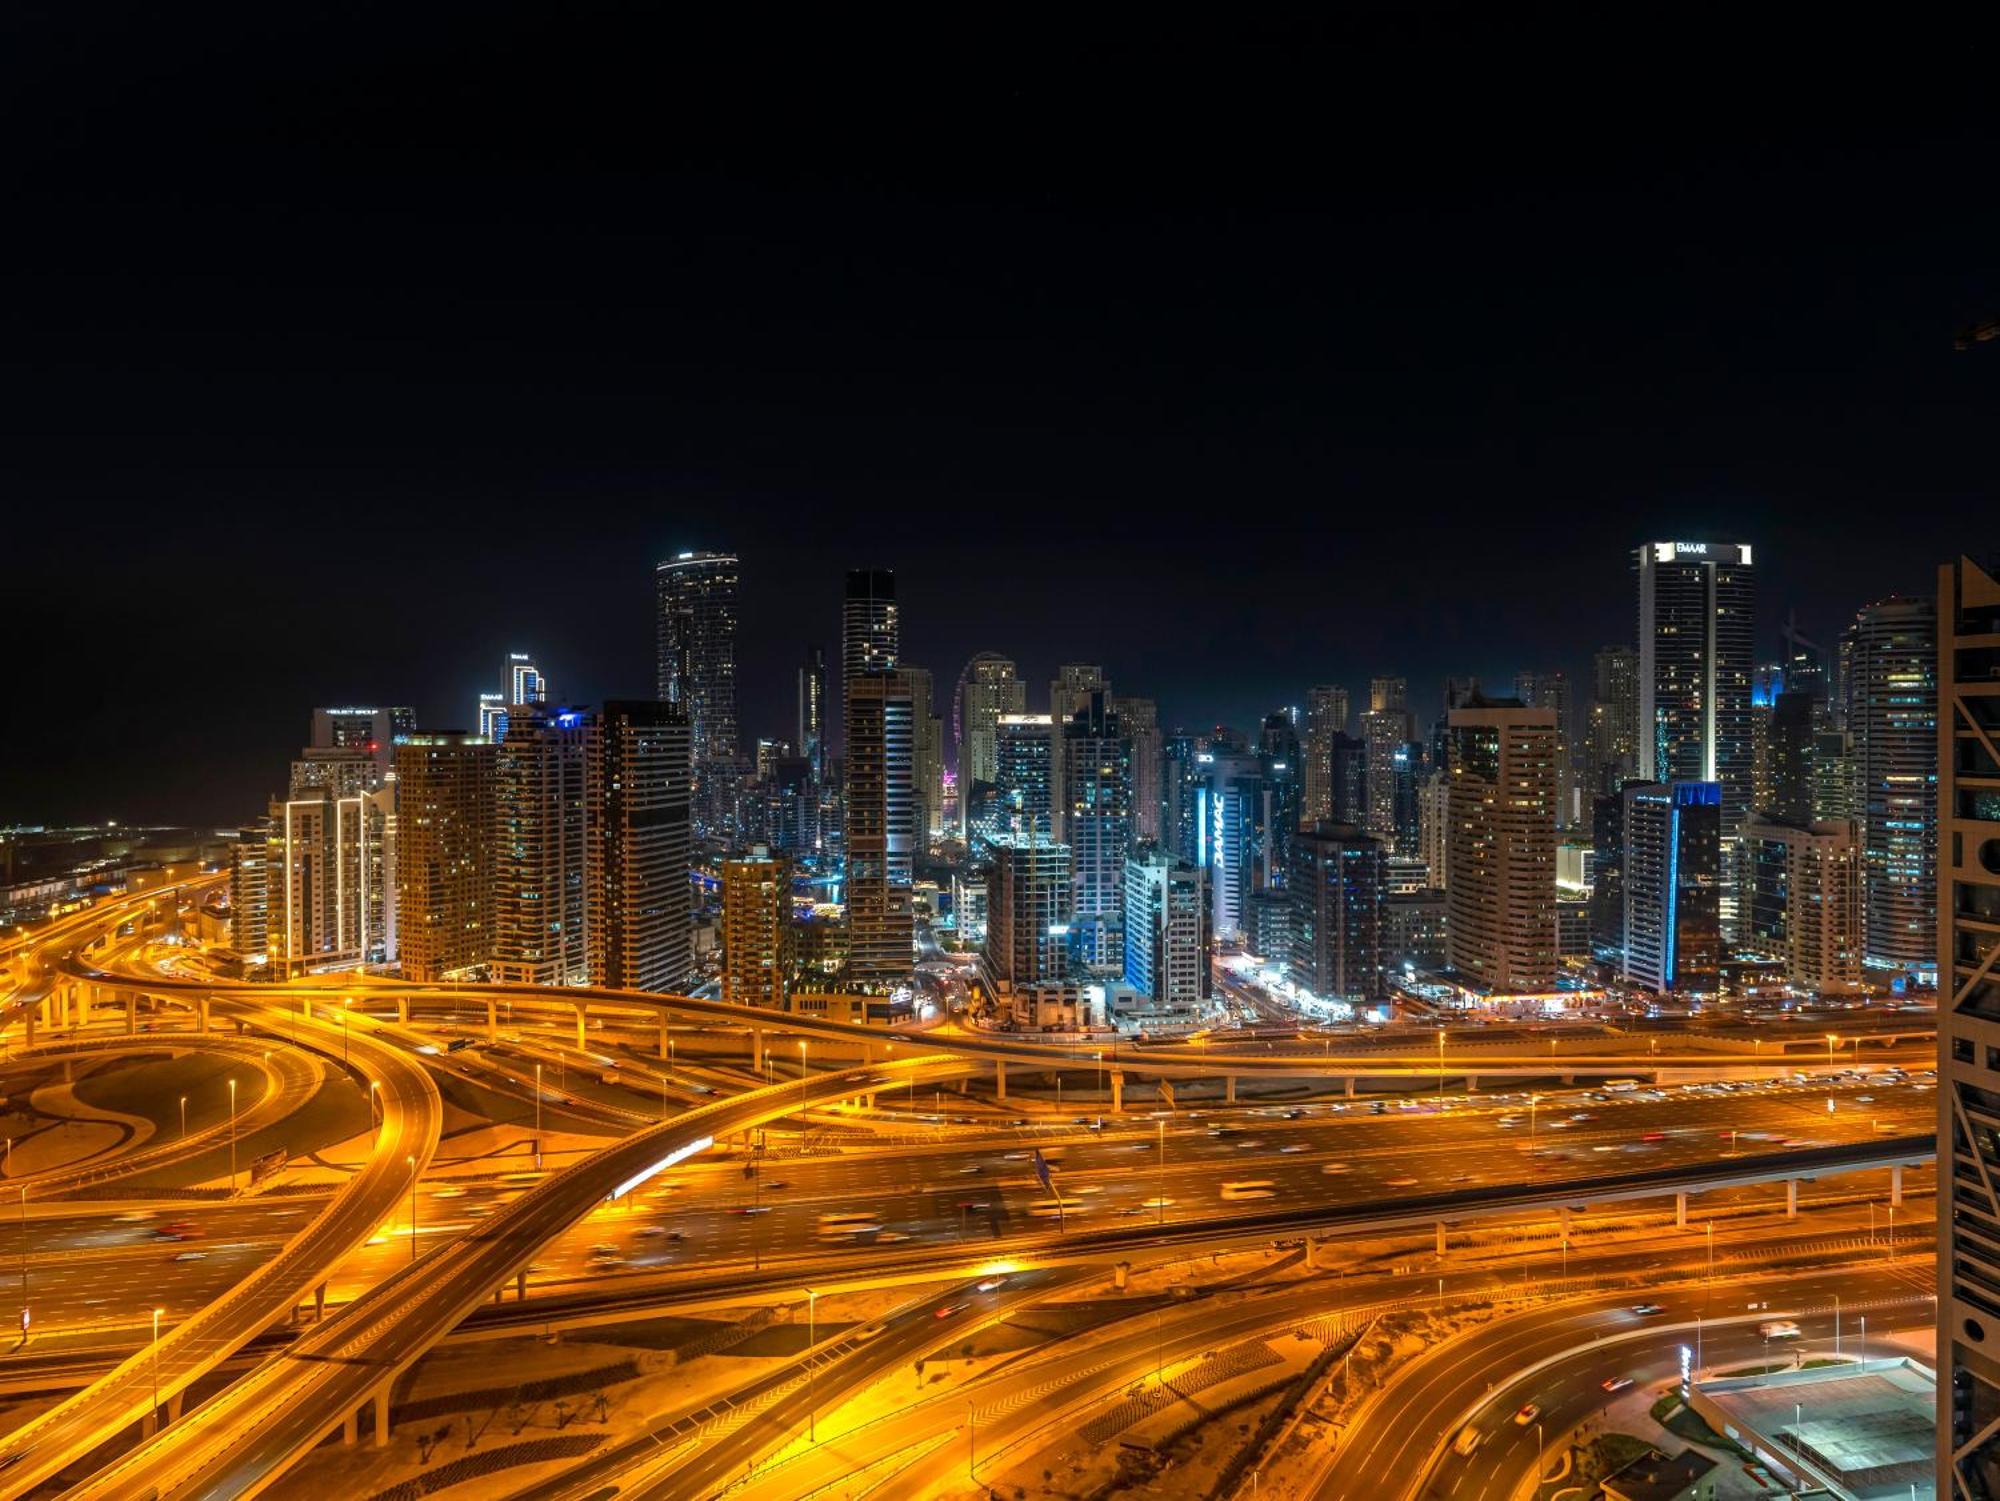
[196,998,208,1033]
[517,1269,528,1301]
[1113,1262,1129,1291]
[575,1006,588,1052]
[301,997,312,1021]
[1786,1179,1799,1219]
[1345,1075,1356,1098]
[752,1028,765,1071]
[342,1408,358,1446]
[21,1008,32,1048]
[140,1410,155,1439]
[1464,1073,1476,1093]
[1892,1163,1904,1207]
[487,999,498,1043]
[168,1390,182,1423]
[372,1385,391,1447]
[1435,1221,1446,1257]
[1675,1191,1687,1230]
[395,997,408,1025]
[1559,1073,1574,1086]
[125,993,137,1036]
[994,1059,1006,1102]
[1110,1071,1124,1112]
[1225,1074,1237,1105]
[74,986,89,1028]
[315,1282,326,1320]
[658,1018,669,1061]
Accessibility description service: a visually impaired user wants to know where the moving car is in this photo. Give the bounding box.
[1601,1376,1634,1392]
[1631,1303,1666,1316]
[1220,1181,1276,1200]
[1452,1425,1482,1457]
[1758,1320,1802,1339]
[1513,1403,1540,1425]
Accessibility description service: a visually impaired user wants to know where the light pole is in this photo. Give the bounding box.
[1529,1093,1538,1149]
[1834,1293,1842,1357]
[1826,1033,1838,1067]
[227,1078,237,1195]
[1861,1313,1868,1366]
[1437,1027,1445,1109]
[797,1041,808,1140]
[534,1063,543,1166]
[17,1186,27,1338]
[967,1401,977,1481]
[369,1080,381,1138]
[150,1306,163,1428]
[804,1287,819,1440]
[407,1155,418,1262]
[179,1096,186,1140]
[1156,1118,1166,1226]
[342,998,351,1066]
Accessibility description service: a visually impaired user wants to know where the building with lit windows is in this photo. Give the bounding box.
[1620,780,1721,995]
[843,670,916,984]
[395,732,498,982]
[1062,693,1132,969]
[656,552,741,837]
[721,844,791,1010]
[492,704,590,986]
[1844,595,1937,977]
[955,654,1024,837]
[993,714,1056,843]
[797,645,827,785]
[1048,665,1108,842]
[1303,685,1351,825]
[984,834,1070,995]
[1445,701,1558,991]
[584,701,692,992]
[1587,645,1640,797]
[842,569,898,751]
[1123,847,1208,1012]
[1288,822,1385,1001]
[1737,814,1863,993]
[1362,677,1410,845]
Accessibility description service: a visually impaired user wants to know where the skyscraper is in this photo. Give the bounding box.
[1619,781,1721,995]
[1515,670,1577,827]
[904,665,945,842]
[798,646,827,785]
[1416,769,1450,889]
[476,692,508,742]
[993,714,1056,843]
[1205,751,1263,941]
[1303,685,1351,825]
[1587,645,1640,796]
[1843,595,1938,976]
[1288,822,1386,1001]
[1362,677,1411,845]
[1634,541,1755,846]
[843,669,916,984]
[956,654,1025,837]
[1939,555,2000,1488]
[1737,815,1863,993]
[656,551,741,838]
[1445,701,1557,991]
[1123,847,1209,1013]
[1121,696,1163,844]
[492,704,590,986]
[395,732,498,982]
[721,845,792,1010]
[585,701,692,992]
[1048,665,1108,841]
[508,652,548,708]
[842,569,898,752]
[984,834,1071,992]
[1061,693,1133,969]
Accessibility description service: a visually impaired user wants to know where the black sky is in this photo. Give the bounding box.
[6,10,1999,827]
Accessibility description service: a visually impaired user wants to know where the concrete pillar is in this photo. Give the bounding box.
[752,1028,765,1071]
[74,987,90,1028]
[1891,1163,1904,1207]
[517,1269,528,1301]
[1786,1178,1798,1219]
[1345,1076,1356,1098]
[342,1408,358,1446]
[1675,1191,1687,1230]
[196,999,208,1033]
[1225,1074,1237,1105]
[372,1386,391,1447]
[1113,1262,1129,1290]
[994,1059,1006,1101]
[140,1411,156,1439]
[1111,1071,1124,1112]
[301,997,313,1021]
[1560,1073,1574,1086]
[487,999,498,1043]
[1558,1206,1571,1240]
[1464,1073,1477,1093]
[658,1018,669,1061]
[395,997,408,1025]
[22,1009,33,1048]
[315,1282,326,1321]
[1303,1238,1319,1270]
[1435,1221,1446,1257]
[168,1391,182,1423]
[125,994,137,1036]
[575,1006,588,1051]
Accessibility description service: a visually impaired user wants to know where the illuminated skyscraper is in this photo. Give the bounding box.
[721,845,792,1010]
[1515,670,1577,827]
[1843,595,1938,976]
[1123,847,1209,1012]
[476,692,508,741]
[656,551,741,837]
[1287,822,1386,1001]
[797,646,827,784]
[508,652,548,708]
[1737,815,1863,993]
[584,701,692,992]
[1587,645,1640,796]
[842,569,898,752]
[1445,701,1557,991]
[492,704,590,986]
[1634,541,1755,847]
[1619,781,1721,995]
[994,714,1056,842]
[956,654,1025,838]
[843,670,916,984]
[984,834,1070,992]
[1362,677,1411,844]
[395,732,498,982]
[1061,693,1133,969]
[1121,696,1163,844]
[904,665,945,842]
[1048,665,1108,841]
[1303,685,1351,824]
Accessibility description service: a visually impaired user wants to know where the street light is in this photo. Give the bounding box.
[1826,1033,1838,1066]
[17,1186,27,1337]
[227,1078,237,1195]
[407,1155,418,1263]
[1156,1119,1166,1226]
[369,1080,381,1137]
[798,1041,809,1139]
[151,1306,164,1429]
[1437,1027,1446,1109]
[803,1288,819,1440]
[178,1096,186,1140]
[534,1063,543,1167]
[1704,1222,1714,1283]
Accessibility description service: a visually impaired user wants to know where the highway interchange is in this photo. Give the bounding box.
[0,883,1945,1499]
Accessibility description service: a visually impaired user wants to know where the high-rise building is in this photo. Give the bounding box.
[1939,555,2000,1487]
[721,845,792,1010]
[492,705,590,986]
[1303,686,1351,825]
[1048,666,1108,841]
[395,733,498,982]
[262,781,395,977]
[1619,781,1721,995]
[1515,670,1577,828]
[508,652,548,708]
[1288,822,1386,1001]
[1635,541,1755,849]
[310,707,413,778]
[1766,690,1819,825]
[903,666,945,842]
[477,692,508,742]
[841,569,899,752]
[843,670,916,984]
[1362,678,1411,845]
[994,714,1056,842]
[955,655,1024,837]
[1327,732,1367,826]
[1416,769,1450,889]
[1737,815,1863,993]
[1061,693,1133,970]
[1121,696,1163,844]
[1204,751,1264,942]
[984,834,1070,992]
[1162,734,1206,868]
[585,701,692,992]
[1844,596,1938,976]
[1588,791,1626,962]
[656,552,741,838]
[798,646,828,786]
[227,821,270,965]
[1445,701,1558,992]
[1123,847,1209,1012]
[1586,645,1640,796]
[763,756,821,857]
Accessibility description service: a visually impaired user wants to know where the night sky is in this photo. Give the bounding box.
[7,12,1999,827]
